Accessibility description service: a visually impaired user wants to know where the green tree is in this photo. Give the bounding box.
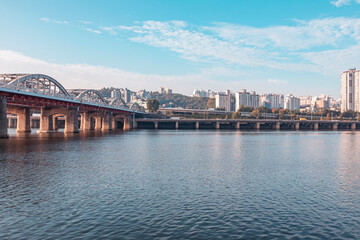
[146,99,160,112]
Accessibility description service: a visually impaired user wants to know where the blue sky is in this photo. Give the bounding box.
[1,0,360,97]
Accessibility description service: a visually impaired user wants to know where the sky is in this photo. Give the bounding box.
[1,0,360,97]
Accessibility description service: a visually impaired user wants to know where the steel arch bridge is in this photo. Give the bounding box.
[0,74,145,113]
[0,74,71,98]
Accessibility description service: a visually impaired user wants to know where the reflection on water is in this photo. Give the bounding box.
[0,130,359,239]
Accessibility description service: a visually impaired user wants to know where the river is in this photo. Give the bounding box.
[0,130,359,239]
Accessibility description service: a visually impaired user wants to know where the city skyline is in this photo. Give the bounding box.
[2,1,360,97]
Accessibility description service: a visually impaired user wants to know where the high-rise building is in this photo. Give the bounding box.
[111,89,121,98]
[284,94,300,111]
[215,90,231,111]
[260,94,284,109]
[235,89,260,111]
[299,96,312,107]
[123,88,132,103]
[341,68,360,112]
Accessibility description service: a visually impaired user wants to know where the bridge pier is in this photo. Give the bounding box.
[81,112,93,131]
[94,116,102,130]
[333,123,338,131]
[255,122,261,130]
[39,108,79,133]
[0,97,9,138]
[64,110,79,133]
[124,116,131,130]
[276,122,281,130]
[132,116,137,129]
[295,122,300,131]
[196,121,200,129]
[39,110,54,133]
[351,123,356,131]
[102,113,112,131]
[7,106,31,133]
[53,117,59,131]
[235,122,240,130]
[175,121,179,129]
[154,121,158,129]
[216,122,220,129]
[313,123,319,130]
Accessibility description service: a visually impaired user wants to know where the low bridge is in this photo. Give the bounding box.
[135,119,360,131]
[0,74,146,138]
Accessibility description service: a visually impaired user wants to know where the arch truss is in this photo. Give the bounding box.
[109,97,129,109]
[75,89,106,104]
[0,74,70,97]
[129,102,145,112]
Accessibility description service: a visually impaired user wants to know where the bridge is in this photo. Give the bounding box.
[135,118,360,131]
[0,74,146,138]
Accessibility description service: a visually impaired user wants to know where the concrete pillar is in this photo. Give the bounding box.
[333,123,338,131]
[351,123,356,131]
[102,113,112,131]
[124,116,131,130]
[235,122,240,130]
[94,116,102,130]
[53,117,59,131]
[39,109,54,133]
[314,123,319,130]
[295,122,300,131]
[175,121,179,129]
[82,112,93,131]
[132,117,137,129]
[112,117,117,130]
[64,110,79,133]
[0,97,9,138]
[196,121,200,129]
[16,107,31,133]
[255,122,261,130]
[216,122,220,129]
[154,121,158,129]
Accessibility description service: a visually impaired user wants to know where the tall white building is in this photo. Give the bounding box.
[235,89,260,111]
[341,68,360,112]
[215,90,231,111]
[284,94,300,111]
[260,94,284,109]
[111,89,121,98]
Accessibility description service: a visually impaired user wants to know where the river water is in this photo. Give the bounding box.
[0,129,359,239]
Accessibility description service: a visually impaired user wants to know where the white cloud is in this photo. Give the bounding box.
[79,20,93,24]
[105,18,360,76]
[207,17,360,51]
[40,17,68,24]
[0,49,258,95]
[84,28,102,34]
[330,0,360,7]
